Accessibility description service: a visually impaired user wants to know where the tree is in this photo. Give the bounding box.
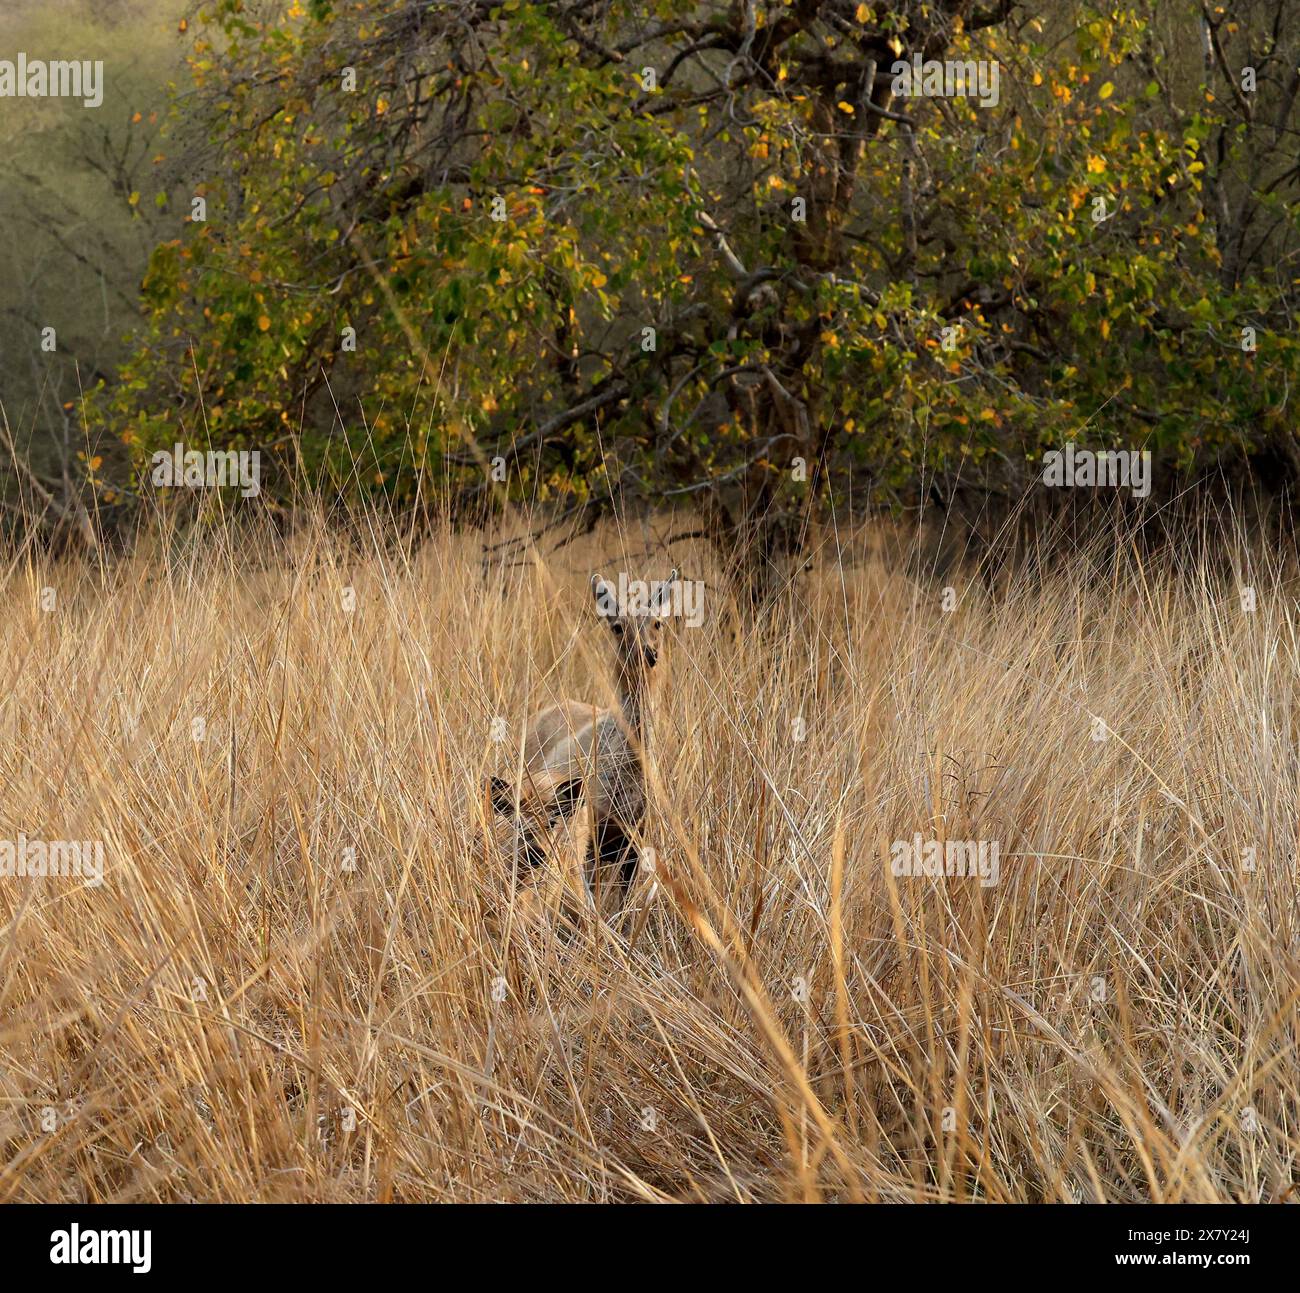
[107,0,1300,595]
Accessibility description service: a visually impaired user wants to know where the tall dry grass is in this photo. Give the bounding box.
[0,508,1297,1202]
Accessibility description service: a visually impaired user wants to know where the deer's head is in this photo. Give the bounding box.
[486,770,586,879]
[590,568,679,683]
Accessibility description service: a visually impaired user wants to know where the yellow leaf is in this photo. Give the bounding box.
[837,101,855,114]
[258,316,271,331]
[1099,81,1114,100]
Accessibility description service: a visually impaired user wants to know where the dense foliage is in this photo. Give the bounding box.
[105,0,1300,576]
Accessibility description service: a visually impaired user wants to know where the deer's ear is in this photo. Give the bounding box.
[651,568,679,614]
[548,776,585,818]
[591,574,617,617]
[487,776,514,813]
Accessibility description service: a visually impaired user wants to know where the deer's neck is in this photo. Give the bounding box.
[617,671,652,746]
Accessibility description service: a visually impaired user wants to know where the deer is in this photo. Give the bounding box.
[486,569,679,919]
[484,767,591,925]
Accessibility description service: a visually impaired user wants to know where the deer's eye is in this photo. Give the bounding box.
[612,622,624,635]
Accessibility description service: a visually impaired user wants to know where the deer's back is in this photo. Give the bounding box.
[528,706,644,828]
[523,699,603,769]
